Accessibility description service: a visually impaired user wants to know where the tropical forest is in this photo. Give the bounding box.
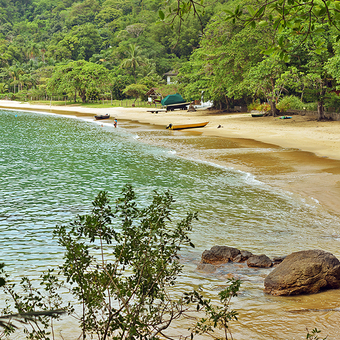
[1,0,340,119]
[2,1,340,340]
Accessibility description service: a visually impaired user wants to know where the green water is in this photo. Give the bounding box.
[1,109,340,339]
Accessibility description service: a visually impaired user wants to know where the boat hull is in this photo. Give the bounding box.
[94,114,110,120]
[166,122,209,130]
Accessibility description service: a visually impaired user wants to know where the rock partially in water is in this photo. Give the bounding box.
[272,256,286,266]
[264,249,340,296]
[247,254,273,268]
[234,250,253,263]
[201,246,240,264]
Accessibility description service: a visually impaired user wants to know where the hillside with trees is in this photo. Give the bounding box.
[0,0,215,102]
[1,0,340,119]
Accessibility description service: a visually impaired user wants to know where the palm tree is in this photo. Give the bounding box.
[8,64,24,93]
[28,42,39,60]
[120,44,144,83]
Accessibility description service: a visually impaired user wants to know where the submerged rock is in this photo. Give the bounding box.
[201,246,240,264]
[196,263,217,273]
[247,254,273,268]
[264,249,340,296]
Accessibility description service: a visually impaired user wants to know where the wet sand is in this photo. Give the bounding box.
[1,100,340,216]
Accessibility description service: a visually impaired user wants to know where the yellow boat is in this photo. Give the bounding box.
[166,122,209,130]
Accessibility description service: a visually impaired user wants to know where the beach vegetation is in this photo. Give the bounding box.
[175,0,340,119]
[277,96,305,112]
[123,83,149,105]
[1,187,329,340]
[306,328,328,340]
[0,269,67,339]
[166,0,340,52]
[53,185,199,339]
[1,186,243,340]
[46,60,109,103]
[247,101,270,113]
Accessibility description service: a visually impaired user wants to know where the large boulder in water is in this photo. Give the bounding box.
[264,249,340,296]
[201,246,240,264]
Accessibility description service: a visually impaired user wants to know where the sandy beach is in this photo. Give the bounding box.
[1,100,340,215]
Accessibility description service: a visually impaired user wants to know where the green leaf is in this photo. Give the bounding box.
[158,10,165,20]
[246,5,255,17]
[256,5,265,17]
[224,10,235,16]
[283,55,290,63]
[263,47,276,55]
[318,6,326,16]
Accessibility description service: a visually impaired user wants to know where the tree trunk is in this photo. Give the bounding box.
[317,100,326,121]
[74,90,77,103]
[269,79,280,116]
[224,95,230,111]
[79,89,87,103]
[269,100,280,117]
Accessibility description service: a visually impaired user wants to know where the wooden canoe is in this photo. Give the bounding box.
[94,114,110,120]
[166,122,209,130]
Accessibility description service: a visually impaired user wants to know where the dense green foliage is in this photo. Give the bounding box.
[176,0,340,118]
[0,0,215,103]
[2,0,340,118]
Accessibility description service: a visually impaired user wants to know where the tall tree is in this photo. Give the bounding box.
[178,9,271,110]
[120,44,145,82]
[47,60,109,103]
[244,55,286,116]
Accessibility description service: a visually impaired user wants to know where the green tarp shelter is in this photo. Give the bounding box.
[161,94,186,106]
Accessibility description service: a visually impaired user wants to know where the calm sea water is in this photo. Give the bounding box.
[1,109,340,339]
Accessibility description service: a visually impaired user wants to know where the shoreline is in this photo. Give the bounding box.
[2,100,340,160]
[1,100,340,215]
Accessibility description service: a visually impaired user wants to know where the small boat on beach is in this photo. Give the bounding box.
[94,114,110,120]
[251,113,264,117]
[166,122,209,130]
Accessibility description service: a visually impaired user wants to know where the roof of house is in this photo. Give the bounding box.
[146,88,161,96]
[163,71,178,76]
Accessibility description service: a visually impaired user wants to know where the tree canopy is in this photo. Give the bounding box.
[1,0,340,118]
